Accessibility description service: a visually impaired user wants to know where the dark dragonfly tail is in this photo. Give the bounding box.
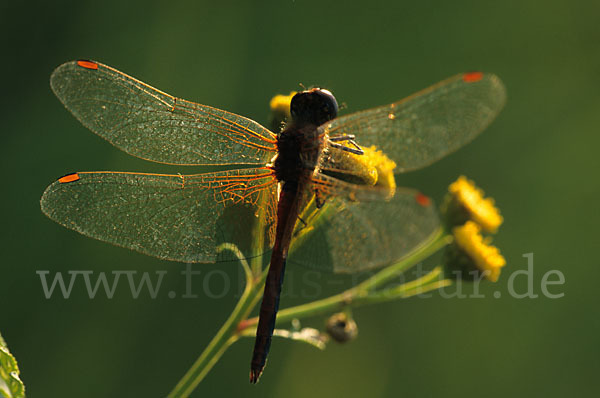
[249,239,287,383]
[250,181,301,383]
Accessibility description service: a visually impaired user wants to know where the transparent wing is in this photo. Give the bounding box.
[311,172,392,203]
[322,73,506,172]
[40,168,277,263]
[288,188,440,273]
[50,60,277,166]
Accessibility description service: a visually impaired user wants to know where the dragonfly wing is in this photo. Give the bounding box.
[40,168,277,263]
[288,188,440,273]
[311,172,391,203]
[50,60,277,166]
[322,73,506,172]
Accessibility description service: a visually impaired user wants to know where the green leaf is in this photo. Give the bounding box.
[0,332,25,398]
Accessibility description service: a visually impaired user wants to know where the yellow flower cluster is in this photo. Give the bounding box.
[452,221,506,282]
[269,92,296,118]
[448,176,503,233]
[444,176,506,282]
[362,146,397,196]
[269,92,297,133]
[326,144,397,197]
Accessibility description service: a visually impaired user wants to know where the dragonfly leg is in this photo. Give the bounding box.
[327,135,364,155]
[329,134,356,142]
[315,189,327,208]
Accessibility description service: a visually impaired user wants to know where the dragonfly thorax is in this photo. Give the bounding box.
[273,124,321,183]
[273,89,338,183]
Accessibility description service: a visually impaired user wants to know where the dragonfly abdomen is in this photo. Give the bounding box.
[251,88,340,382]
[250,180,303,383]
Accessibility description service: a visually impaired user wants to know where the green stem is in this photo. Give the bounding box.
[167,266,267,398]
[366,269,452,304]
[169,229,453,396]
[353,228,451,292]
[272,268,450,327]
[242,230,452,330]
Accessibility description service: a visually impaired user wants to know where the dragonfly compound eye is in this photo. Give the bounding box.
[290,88,338,126]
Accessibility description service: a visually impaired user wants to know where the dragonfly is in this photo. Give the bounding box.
[41,60,506,383]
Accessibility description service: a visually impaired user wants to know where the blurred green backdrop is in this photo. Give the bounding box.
[1,0,598,397]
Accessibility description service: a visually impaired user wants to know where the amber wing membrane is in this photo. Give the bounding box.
[40,168,277,263]
[288,188,440,273]
[322,73,506,172]
[50,60,277,166]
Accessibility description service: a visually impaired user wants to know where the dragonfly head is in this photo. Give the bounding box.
[290,88,338,126]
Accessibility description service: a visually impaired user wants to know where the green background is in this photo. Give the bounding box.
[1,0,598,396]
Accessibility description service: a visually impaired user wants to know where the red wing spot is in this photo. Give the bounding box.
[77,60,99,70]
[58,173,80,183]
[415,192,431,207]
[463,72,483,83]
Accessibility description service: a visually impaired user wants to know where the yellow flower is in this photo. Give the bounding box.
[269,91,297,133]
[444,176,503,233]
[450,221,506,282]
[321,144,397,199]
[363,146,396,196]
[269,91,296,118]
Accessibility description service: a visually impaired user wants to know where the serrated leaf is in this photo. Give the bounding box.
[0,332,25,398]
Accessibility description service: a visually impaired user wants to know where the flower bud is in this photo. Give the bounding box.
[326,312,358,343]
